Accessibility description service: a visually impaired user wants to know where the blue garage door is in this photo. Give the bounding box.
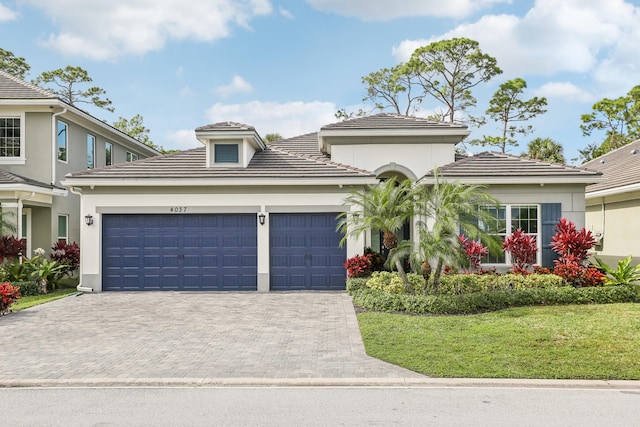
[270,213,346,291]
[102,214,257,291]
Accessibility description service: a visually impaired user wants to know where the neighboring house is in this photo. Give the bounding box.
[62,114,601,292]
[583,139,640,265]
[0,70,160,256]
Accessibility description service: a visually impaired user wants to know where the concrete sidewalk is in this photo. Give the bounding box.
[0,292,422,384]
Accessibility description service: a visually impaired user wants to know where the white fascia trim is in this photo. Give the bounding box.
[586,182,640,200]
[319,128,470,138]
[196,130,266,150]
[0,184,67,196]
[418,176,602,185]
[61,177,379,188]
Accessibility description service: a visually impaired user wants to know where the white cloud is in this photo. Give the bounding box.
[205,100,337,137]
[0,3,17,21]
[391,0,640,94]
[279,6,294,19]
[22,0,274,60]
[305,0,509,21]
[215,75,254,98]
[534,82,593,103]
[165,129,200,150]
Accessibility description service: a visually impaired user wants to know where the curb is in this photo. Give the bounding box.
[2,377,640,389]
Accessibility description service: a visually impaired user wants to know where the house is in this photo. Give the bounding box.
[0,70,160,256]
[583,139,640,265]
[61,114,601,292]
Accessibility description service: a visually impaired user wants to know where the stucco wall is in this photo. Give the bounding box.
[331,143,454,179]
[586,191,640,261]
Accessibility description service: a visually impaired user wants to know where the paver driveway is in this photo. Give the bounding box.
[0,292,423,383]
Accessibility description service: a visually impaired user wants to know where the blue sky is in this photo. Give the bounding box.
[1,0,639,163]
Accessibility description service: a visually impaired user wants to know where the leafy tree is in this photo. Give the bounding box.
[32,66,114,112]
[579,85,640,162]
[0,48,30,80]
[113,114,154,146]
[361,64,423,115]
[338,178,416,292]
[471,78,547,153]
[523,137,565,163]
[264,133,283,143]
[404,37,502,123]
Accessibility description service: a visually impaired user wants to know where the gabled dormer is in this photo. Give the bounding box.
[195,122,266,168]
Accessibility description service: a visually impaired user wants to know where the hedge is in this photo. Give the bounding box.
[349,285,638,315]
[11,281,40,297]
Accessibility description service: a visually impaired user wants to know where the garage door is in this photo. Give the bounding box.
[102,214,257,291]
[270,213,346,290]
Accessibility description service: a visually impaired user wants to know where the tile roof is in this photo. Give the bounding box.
[0,70,58,99]
[424,151,601,180]
[583,139,640,193]
[321,113,468,130]
[268,132,326,159]
[0,169,64,190]
[65,146,374,180]
[195,122,256,132]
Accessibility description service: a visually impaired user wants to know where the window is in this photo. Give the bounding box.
[126,151,138,162]
[105,142,113,166]
[0,117,21,158]
[57,121,68,162]
[481,204,540,265]
[57,215,68,244]
[214,144,239,163]
[87,134,95,169]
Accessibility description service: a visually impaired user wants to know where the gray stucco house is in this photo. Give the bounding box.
[0,70,160,255]
[62,114,601,292]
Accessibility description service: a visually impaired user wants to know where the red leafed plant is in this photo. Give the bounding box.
[0,235,26,263]
[550,218,602,287]
[344,254,373,278]
[0,282,20,315]
[50,241,80,276]
[458,235,488,272]
[503,229,537,274]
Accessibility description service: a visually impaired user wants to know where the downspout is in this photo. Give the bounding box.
[51,108,67,186]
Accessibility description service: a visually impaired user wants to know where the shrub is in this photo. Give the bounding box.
[425,273,563,296]
[364,247,386,272]
[503,229,537,273]
[0,236,26,263]
[553,263,605,288]
[11,281,40,297]
[344,254,372,278]
[458,235,488,272]
[594,256,640,285]
[51,241,80,276]
[346,277,369,292]
[365,271,426,295]
[0,282,20,315]
[349,285,638,315]
[550,218,601,287]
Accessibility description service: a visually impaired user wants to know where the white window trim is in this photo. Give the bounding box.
[87,134,96,169]
[0,112,26,165]
[482,204,542,267]
[57,120,68,164]
[126,151,138,162]
[105,141,113,166]
[213,143,241,166]
[57,214,69,242]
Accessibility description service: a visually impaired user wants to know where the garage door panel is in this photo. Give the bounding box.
[270,213,346,291]
[102,214,257,291]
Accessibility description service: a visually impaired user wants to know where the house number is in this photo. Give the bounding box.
[170,207,187,213]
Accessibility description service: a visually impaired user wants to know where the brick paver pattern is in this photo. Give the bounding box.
[0,292,423,381]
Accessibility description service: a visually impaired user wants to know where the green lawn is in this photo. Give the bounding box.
[10,288,78,312]
[357,303,640,379]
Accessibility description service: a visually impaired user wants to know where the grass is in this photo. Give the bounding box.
[10,288,78,312]
[357,303,640,379]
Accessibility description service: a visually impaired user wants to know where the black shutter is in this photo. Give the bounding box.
[541,203,562,268]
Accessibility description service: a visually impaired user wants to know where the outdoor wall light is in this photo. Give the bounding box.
[84,214,94,226]
[258,212,266,226]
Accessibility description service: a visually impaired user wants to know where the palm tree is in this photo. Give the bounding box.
[411,171,502,291]
[338,177,416,292]
[524,137,565,163]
